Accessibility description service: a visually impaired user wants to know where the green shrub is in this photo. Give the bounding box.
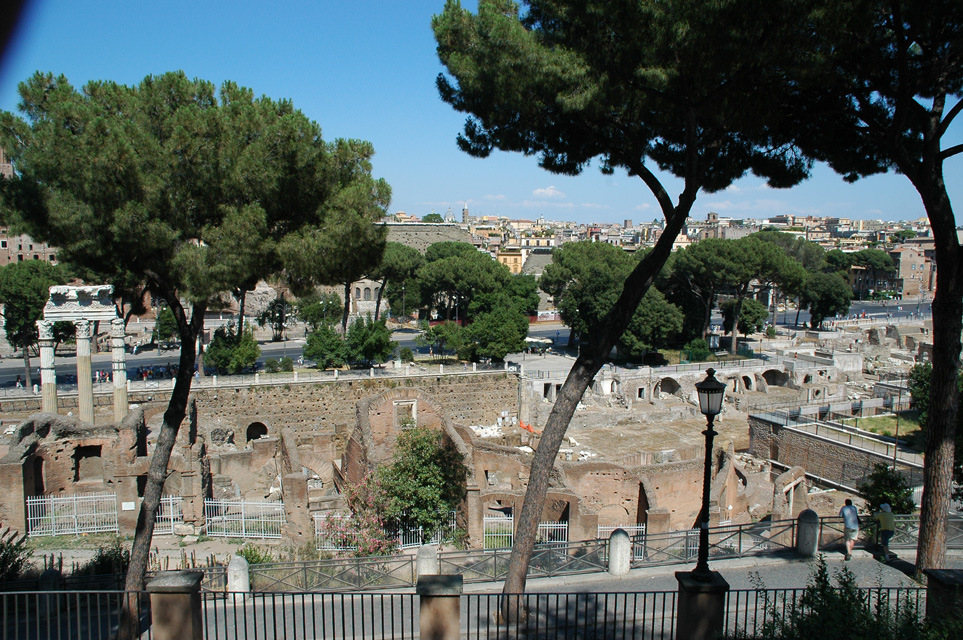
[400,347,414,362]
[685,338,711,362]
[858,463,916,514]
[77,537,130,575]
[264,359,281,373]
[236,543,275,565]
[0,533,32,581]
[279,356,294,372]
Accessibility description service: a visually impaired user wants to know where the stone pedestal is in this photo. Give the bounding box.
[37,320,57,414]
[924,569,963,625]
[416,545,440,577]
[608,528,632,576]
[675,570,730,640]
[75,320,94,424]
[111,318,129,423]
[796,509,819,557]
[417,575,462,640]
[227,556,251,593]
[147,571,204,640]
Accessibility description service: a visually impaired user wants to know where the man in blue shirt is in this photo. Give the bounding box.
[840,498,859,560]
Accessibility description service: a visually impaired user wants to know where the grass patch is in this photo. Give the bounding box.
[841,411,925,452]
[26,533,131,551]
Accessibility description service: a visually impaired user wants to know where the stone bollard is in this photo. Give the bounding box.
[608,529,632,576]
[440,364,444,374]
[924,569,963,626]
[416,545,440,577]
[796,509,819,557]
[255,373,260,385]
[227,555,250,593]
[147,571,204,640]
[417,575,462,640]
[294,371,299,381]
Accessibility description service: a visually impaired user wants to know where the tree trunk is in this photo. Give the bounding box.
[500,207,688,621]
[237,289,247,336]
[341,282,352,334]
[22,346,32,389]
[374,277,388,321]
[117,301,205,640]
[914,187,962,575]
[729,294,746,355]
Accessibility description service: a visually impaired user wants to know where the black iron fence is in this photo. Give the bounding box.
[0,590,151,640]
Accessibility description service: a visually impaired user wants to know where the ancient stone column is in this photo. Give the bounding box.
[75,319,94,424]
[37,319,58,414]
[110,318,129,423]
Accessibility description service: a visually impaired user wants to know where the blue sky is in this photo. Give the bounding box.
[1,0,959,225]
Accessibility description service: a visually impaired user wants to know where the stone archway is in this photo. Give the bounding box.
[659,377,681,396]
[762,369,790,387]
[246,422,269,442]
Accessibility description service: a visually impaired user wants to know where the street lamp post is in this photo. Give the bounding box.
[692,368,727,581]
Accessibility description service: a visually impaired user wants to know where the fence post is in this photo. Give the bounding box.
[675,570,730,640]
[416,545,440,577]
[228,555,250,593]
[417,575,462,640]
[147,571,204,640]
[608,528,631,576]
[796,509,819,557]
[924,569,963,626]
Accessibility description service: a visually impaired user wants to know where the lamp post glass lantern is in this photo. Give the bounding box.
[693,368,726,580]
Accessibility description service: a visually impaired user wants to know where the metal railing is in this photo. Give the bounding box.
[437,539,607,584]
[26,492,119,537]
[153,495,185,536]
[248,556,417,592]
[205,499,285,539]
[0,590,151,640]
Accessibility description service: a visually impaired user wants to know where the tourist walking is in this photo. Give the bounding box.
[840,498,859,560]
[874,503,896,560]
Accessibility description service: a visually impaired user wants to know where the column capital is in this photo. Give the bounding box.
[37,319,56,340]
[110,317,126,338]
[74,319,92,340]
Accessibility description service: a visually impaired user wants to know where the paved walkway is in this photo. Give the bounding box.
[466,548,963,594]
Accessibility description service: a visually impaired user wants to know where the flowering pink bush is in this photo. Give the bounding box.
[317,474,397,557]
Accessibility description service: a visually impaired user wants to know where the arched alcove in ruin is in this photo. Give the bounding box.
[742,375,753,391]
[762,369,790,387]
[637,481,651,526]
[597,504,630,527]
[246,422,269,442]
[73,445,104,482]
[658,377,681,395]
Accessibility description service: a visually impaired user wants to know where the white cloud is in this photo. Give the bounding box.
[634,203,652,211]
[519,199,575,209]
[533,185,566,199]
[484,194,507,201]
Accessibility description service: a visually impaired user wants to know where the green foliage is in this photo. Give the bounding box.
[257,295,292,342]
[399,347,414,362]
[0,533,31,581]
[374,242,425,318]
[0,261,67,351]
[205,322,261,374]
[279,356,294,372]
[766,325,778,338]
[684,339,711,362]
[345,315,396,367]
[154,306,178,344]
[465,306,529,361]
[296,292,343,331]
[76,537,130,576]
[376,425,469,541]
[540,241,682,354]
[417,244,511,322]
[802,271,853,328]
[264,359,281,373]
[236,543,275,565]
[303,323,349,369]
[857,463,916,515]
[728,556,954,639]
[422,213,444,223]
[721,298,768,337]
[908,364,963,500]
[417,321,465,359]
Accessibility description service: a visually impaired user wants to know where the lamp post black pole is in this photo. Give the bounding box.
[692,412,717,581]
